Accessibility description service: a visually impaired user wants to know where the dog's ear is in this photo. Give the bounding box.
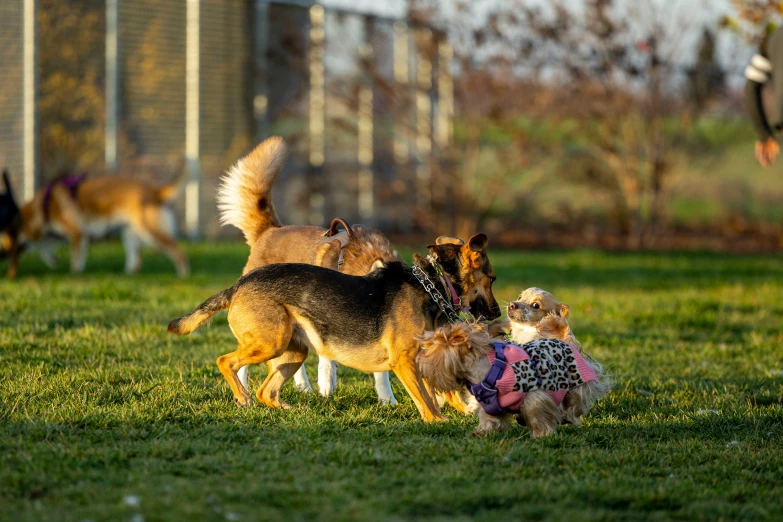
[444,323,473,346]
[2,170,14,201]
[460,233,488,268]
[466,233,487,253]
[448,329,468,346]
[370,258,384,272]
[557,303,570,319]
[435,236,464,246]
[313,239,341,270]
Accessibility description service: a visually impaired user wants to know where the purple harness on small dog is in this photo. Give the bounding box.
[467,342,521,416]
[42,173,87,222]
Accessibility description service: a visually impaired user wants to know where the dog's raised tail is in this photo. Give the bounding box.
[167,287,235,335]
[217,137,287,245]
[155,157,188,203]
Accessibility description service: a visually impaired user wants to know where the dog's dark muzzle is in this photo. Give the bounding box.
[471,297,501,320]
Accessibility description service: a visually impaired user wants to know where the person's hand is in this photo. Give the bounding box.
[755,137,780,167]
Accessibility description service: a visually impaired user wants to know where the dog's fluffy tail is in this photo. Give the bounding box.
[167,287,235,335]
[155,157,188,202]
[217,137,287,245]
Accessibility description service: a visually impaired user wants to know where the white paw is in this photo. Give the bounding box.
[296,382,314,393]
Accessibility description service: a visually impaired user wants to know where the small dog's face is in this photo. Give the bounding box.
[507,287,569,326]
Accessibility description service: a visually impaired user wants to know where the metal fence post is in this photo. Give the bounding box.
[357,20,374,222]
[435,37,454,233]
[23,0,38,200]
[392,20,411,231]
[105,0,119,173]
[308,3,325,226]
[415,28,433,220]
[254,0,270,142]
[436,40,452,152]
[185,0,201,239]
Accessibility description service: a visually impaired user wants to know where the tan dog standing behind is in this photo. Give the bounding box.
[216,137,403,402]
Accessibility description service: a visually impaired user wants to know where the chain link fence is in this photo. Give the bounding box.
[0,0,450,239]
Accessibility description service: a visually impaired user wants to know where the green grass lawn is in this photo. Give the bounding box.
[1,242,782,521]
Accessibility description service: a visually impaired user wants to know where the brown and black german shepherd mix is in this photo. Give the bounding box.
[217,137,403,401]
[168,236,501,422]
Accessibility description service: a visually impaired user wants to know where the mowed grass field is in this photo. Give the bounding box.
[1,242,782,522]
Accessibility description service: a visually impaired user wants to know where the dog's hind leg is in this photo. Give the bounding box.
[137,206,189,277]
[256,343,308,409]
[292,364,314,392]
[218,301,293,407]
[562,380,609,425]
[374,372,397,405]
[317,357,338,396]
[519,390,559,439]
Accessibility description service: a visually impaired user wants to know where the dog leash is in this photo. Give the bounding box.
[411,264,463,323]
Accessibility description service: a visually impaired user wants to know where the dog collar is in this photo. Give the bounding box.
[426,255,470,315]
[467,342,518,416]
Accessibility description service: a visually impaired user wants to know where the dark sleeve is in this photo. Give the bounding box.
[744,79,774,141]
[770,31,783,131]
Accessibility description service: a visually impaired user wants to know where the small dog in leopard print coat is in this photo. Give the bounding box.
[417,319,611,438]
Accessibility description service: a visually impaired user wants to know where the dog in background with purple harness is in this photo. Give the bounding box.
[416,321,611,437]
[0,169,188,278]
